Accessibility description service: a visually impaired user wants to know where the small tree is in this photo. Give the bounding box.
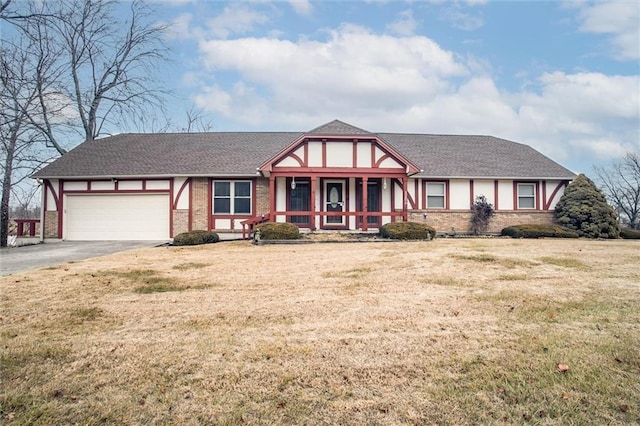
[470,195,495,235]
[593,152,640,230]
[554,174,620,239]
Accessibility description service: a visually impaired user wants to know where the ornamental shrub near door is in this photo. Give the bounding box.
[380,222,436,240]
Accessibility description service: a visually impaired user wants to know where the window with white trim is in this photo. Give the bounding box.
[213,181,251,214]
[427,182,446,209]
[517,183,536,209]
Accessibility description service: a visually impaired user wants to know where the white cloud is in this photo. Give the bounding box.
[440,6,484,31]
[197,24,467,103]
[386,9,418,36]
[191,25,639,169]
[206,4,269,39]
[288,0,313,16]
[165,13,194,40]
[576,1,640,60]
[151,0,195,5]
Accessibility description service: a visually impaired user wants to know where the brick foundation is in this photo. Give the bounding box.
[408,210,555,234]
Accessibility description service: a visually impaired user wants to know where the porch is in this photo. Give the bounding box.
[243,175,411,238]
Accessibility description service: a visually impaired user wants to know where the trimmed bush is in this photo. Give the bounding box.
[554,174,620,239]
[501,224,579,239]
[620,227,640,239]
[255,222,300,240]
[380,222,436,240]
[173,230,220,246]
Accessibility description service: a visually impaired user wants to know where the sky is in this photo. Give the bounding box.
[149,0,638,174]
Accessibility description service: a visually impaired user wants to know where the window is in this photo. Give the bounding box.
[427,182,446,209]
[213,181,251,214]
[517,183,535,209]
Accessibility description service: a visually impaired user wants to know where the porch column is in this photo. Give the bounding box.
[362,177,368,231]
[402,177,408,221]
[310,176,317,229]
[269,176,276,222]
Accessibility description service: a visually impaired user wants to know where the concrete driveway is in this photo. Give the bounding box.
[0,241,168,276]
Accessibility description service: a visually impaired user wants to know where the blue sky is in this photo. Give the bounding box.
[150,0,639,175]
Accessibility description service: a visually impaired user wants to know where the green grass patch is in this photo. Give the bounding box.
[497,274,529,281]
[96,269,214,294]
[322,267,374,279]
[172,262,210,271]
[68,306,103,322]
[133,282,183,294]
[451,253,533,269]
[450,253,497,263]
[538,257,589,269]
[135,282,213,294]
[426,277,465,287]
[1,343,71,372]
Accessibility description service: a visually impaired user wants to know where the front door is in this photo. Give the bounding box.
[324,180,346,227]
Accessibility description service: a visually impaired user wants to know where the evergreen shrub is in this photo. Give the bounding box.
[173,230,220,246]
[501,224,579,239]
[620,227,640,239]
[255,222,300,240]
[380,222,436,240]
[554,174,620,239]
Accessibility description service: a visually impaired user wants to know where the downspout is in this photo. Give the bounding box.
[38,179,45,243]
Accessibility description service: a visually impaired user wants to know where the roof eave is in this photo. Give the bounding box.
[415,175,576,180]
[32,173,261,180]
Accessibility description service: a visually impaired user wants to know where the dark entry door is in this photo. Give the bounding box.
[357,179,381,227]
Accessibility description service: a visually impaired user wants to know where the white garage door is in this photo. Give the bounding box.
[65,194,170,240]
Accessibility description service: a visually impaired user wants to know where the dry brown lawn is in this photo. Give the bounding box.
[1,238,639,425]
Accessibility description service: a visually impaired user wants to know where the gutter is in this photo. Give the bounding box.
[38,179,45,243]
[415,175,576,180]
[31,173,261,180]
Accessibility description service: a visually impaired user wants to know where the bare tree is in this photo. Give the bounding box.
[161,106,215,133]
[1,0,170,246]
[24,0,170,143]
[183,106,215,133]
[594,152,640,229]
[1,37,49,247]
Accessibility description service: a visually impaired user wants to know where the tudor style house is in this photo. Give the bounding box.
[33,120,576,241]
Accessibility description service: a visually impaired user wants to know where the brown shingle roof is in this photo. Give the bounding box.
[33,121,575,179]
[379,133,575,179]
[308,119,372,135]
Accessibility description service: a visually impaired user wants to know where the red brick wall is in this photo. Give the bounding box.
[44,211,58,238]
[255,177,270,217]
[191,178,209,230]
[409,210,555,234]
[172,210,189,235]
